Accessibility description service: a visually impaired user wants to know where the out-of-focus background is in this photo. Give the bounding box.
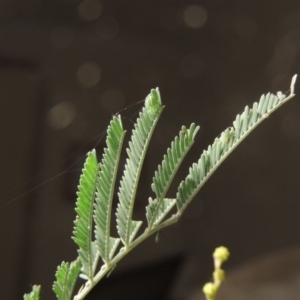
[0,1,300,299]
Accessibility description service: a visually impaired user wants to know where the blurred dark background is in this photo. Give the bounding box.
[1,0,300,299]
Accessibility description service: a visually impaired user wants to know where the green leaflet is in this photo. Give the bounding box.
[72,151,99,279]
[23,285,41,300]
[53,259,81,300]
[145,88,162,115]
[146,124,199,228]
[116,88,164,246]
[146,198,176,227]
[176,81,297,212]
[94,116,125,263]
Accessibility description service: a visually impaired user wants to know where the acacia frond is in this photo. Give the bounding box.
[146,124,199,228]
[152,124,200,199]
[53,259,81,300]
[23,285,41,300]
[65,79,296,300]
[72,151,99,279]
[176,78,297,212]
[94,116,125,263]
[146,198,176,227]
[116,88,164,246]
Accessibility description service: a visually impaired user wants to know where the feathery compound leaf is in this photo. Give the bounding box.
[72,150,99,279]
[117,88,163,246]
[176,75,297,212]
[23,285,41,300]
[53,259,81,300]
[146,124,199,228]
[152,124,200,199]
[146,198,176,227]
[94,116,125,263]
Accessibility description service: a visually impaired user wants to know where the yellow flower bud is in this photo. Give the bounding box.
[203,282,218,298]
[213,246,230,262]
[213,268,225,282]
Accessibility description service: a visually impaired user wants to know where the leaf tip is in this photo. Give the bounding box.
[291,74,297,95]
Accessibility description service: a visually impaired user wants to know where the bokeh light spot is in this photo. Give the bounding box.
[183,5,207,29]
[47,102,76,130]
[76,62,101,88]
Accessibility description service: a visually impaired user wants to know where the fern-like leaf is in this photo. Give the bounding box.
[116,88,164,246]
[146,124,199,228]
[146,198,176,227]
[23,285,41,300]
[176,77,297,212]
[64,79,296,300]
[72,150,99,279]
[53,259,81,300]
[94,116,125,263]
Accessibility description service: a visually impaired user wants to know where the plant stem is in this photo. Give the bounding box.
[74,211,180,300]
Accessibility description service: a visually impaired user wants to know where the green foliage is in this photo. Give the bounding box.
[72,150,99,280]
[94,116,125,264]
[176,89,296,213]
[146,124,199,228]
[116,88,164,246]
[23,285,41,300]
[53,259,81,300]
[22,76,296,299]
